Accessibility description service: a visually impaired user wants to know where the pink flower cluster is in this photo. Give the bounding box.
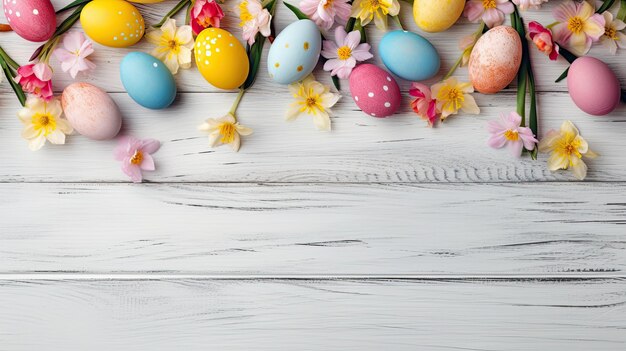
[300,0,351,31]
[15,63,53,101]
[191,0,225,35]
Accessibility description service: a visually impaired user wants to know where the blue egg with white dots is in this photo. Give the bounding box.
[120,52,176,109]
[267,19,321,85]
[379,30,440,82]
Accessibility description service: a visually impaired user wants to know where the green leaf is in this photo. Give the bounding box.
[596,0,616,13]
[353,18,367,43]
[0,58,26,106]
[558,46,577,64]
[242,0,277,90]
[345,17,356,32]
[392,15,403,30]
[283,1,310,20]
[153,0,191,28]
[618,0,626,21]
[332,75,341,91]
[0,46,19,70]
[555,67,569,83]
[56,0,92,14]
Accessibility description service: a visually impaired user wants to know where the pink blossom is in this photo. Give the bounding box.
[487,112,538,157]
[321,26,372,79]
[15,63,54,101]
[409,83,438,127]
[236,0,272,45]
[299,0,351,31]
[527,21,559,60]
[552,0,605,56]
[512,0,549,11]
[53,32,96,79]
[463,0,515,28]
[191,0,224,35]
[114,136,161,183]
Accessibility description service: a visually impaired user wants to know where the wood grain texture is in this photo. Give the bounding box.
[1,278,625,350]
[2,182,625,275]
[1,92,625,182]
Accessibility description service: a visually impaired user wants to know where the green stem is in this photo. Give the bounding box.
[354,18,367,43]
[56,0,92,14]
[618,0,626,21]
[186,0,194,26]
[0,46,19,70]
[545,21,559,29]
[392,15,404,30]
[154,0,191,28]
[443,55,463,81]
[229,89,246,117]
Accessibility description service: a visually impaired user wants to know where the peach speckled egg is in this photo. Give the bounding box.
[349,64,401,118]
[469,26,522,94]
[2,0,56,42]
[567,57,621,116]
[62,83,122,140]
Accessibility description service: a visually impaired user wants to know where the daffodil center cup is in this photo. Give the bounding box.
[337,46,352,60]
[239,2,254,24]
[219,123,236,143]
[605,25,617,39]
[323,0,334,10]
[568,17,584,34]
[447,88,464,105]
[482,0,497,9]
[32,113,56,135]
[130,150,144,165]
[168,40,179,50]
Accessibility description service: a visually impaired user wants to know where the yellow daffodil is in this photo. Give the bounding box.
[431,77,480,120]
[198,113,253,152]
[18,96,72,151]
[538,120,598,180]
[350,0,400,30]
[286,75,341,131]
[146,18,194,74]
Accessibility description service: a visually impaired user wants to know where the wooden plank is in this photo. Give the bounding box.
[2,182,626,275]
[1,1,623,94]
[1,92,625,182]
[1,278,625,350]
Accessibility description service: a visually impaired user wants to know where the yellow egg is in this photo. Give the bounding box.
[413,0,465,33]
[80,0,145,48]
[195,28,249,90]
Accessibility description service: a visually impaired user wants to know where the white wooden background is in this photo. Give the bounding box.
[1,1,626,350]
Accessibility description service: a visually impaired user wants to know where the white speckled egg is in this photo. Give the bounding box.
[349,64,402,118]
[268,19,321,85]
[62,83,122,140]
[2,0,56,42]
[469,26,522,94]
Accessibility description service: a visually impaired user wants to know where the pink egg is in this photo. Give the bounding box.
[469,26,522,94]
[62,83,123,140]
[3,0,56,42]
[567,56,621,116]
[349,64,401,118]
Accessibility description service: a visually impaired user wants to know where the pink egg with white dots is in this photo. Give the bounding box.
[3,0,56,42]
[349,64,401,118]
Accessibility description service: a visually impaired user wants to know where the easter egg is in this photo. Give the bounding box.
[567,57,621,116]
[379,30,440,82]
[268,19,322,85]
[469,26,521,94]
[80,0,144,48]
[413,0,465,33]
[120,52,177,110]
[61,83,122,140]
[2,0,56,42]
[195,28,249,90]
[349,64,401,118]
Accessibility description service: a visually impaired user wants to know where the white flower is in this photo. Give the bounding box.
[600,11,626,55]
[198,113,253,152]
[286,75,341,131]
[18,96,73,151]
[512,0,549,11]
[146,18,195,74]
[236,0,272,45]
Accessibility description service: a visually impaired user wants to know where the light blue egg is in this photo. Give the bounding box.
[267,19,321,85]
[120,52,177,110]
[379,30,440,82]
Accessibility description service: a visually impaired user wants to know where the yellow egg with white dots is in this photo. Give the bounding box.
[80,0,145,48]
[194,28,249,90]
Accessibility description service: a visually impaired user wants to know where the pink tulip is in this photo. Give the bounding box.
[191,0,224,35]
[114,136,161,183]
[409,83,438,127]
[15,63,54,101]
[527,21,559,61]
